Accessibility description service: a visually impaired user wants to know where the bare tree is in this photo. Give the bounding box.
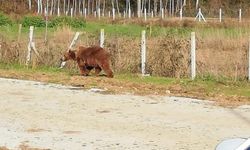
[172,0,174,15]
[67,0,70,14]
[57,0,60,16]
[74,0,77,15]
[92,0,94,14]
[116,0,120,16]
[46,0,49,13]
[28,0,32,10]
[196,0,199,9]
[63,0,66,14]
[82,0,85,14]
[37,0,40,14]
[138,0,141,17]
[102,0,105,16]
[88,0,90,14]
[148,0,151,13]
[78,0,82,13]
[153,0,157,16]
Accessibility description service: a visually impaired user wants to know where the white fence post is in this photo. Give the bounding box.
[112,8,115,20]
[69,32,80,49]
[98,8,101,20]
[123,10,126,18]
[84,8,87,18]
[45,8,48,43]
[191,32,196,80]
[144,8,147,21]
[239,9,242,22]
[26,26,34,66]
[180,7,183,20]
[161,8,164,19]
[17,24,22,42]
[70,8,73,18]
[141,30,146,75]
[195,8,206,22]
[198,8,201,22]
[219,8,222,22]
[248,36,250,81]
[100,29,104,48]
[128,8,131,19]
[60,32,80,68]
[57,6,60,16]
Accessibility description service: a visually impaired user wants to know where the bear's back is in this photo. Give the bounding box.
[77,46,109,59]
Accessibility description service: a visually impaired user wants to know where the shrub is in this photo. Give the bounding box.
[48,16,86,28]
[21,16,85,28]
[21,16,45,27]
[0,12,13,26]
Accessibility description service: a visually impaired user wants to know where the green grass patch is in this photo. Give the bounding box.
[1,19,250,39]
[116,73,175,85]
[0,62,249,99]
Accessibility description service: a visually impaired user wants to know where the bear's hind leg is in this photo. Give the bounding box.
[94,66,102,76]
[102,63,113,78]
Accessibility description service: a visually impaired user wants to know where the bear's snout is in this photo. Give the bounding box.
[60,56,66,61]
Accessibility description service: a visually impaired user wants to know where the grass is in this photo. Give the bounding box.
[117,73,176,85]
[0,62,249,105]
[1,19,250,40]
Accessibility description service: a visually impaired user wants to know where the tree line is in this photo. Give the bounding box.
[0,0,249,17]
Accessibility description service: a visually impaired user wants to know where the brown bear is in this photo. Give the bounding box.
[61,45,114,78]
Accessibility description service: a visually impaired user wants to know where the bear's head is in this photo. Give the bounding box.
[61,49,76,61]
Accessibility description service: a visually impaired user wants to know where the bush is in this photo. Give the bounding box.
[21,15,85,28]
[21,16,45,27]
[0,12,13,26]
[48,16,86,28]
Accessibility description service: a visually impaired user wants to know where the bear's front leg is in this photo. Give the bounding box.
[77,59,88,76]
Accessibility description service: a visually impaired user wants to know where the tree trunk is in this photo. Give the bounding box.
[138,0,141,17]
[41,0,43,14]
[148,0,151,13]
[53,0,57,15]
[196,0,199,9]
[172,0,174,15]
[63,0,66,14]
[57,0,60,16]
[153,0,157,16]
[28,0,32,10]
[82,0,85,14]
[116,0,120,15]
[79,0,81,14]
[74,0,77,15]
[102,0,105,16]
[92,0,94,14]
[88,0,90,14]
[50,0,54,15]
[46,0,49,14]
[37,0,40,14]
[67,0,70,15]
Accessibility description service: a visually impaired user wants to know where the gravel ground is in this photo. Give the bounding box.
[0,78,249,150]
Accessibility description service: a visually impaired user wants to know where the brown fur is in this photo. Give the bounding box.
[61,46,114,78]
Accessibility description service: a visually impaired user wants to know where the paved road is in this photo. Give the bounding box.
[0,78,249,150]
